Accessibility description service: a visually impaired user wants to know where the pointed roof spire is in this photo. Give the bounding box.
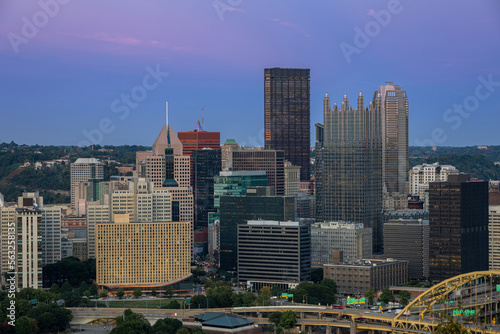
[325,91,329,98]
[359,90,363,97]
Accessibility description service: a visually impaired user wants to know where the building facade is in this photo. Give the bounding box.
[284,160,301,196]
[311,221,372,268]
[372,83,408,194]
[238,220,311,290]
[264,67,310,181]
[324,259,408,295]
[409,163,457,198]
[229,150,285,196]
[489,205,500,270]
[96,215,191,289]
[429,174,489,281]
[193,148,221,228]
[219,191,295,271]
[70,158,103,211]
[315,92,383,253]
[384,219,429,279]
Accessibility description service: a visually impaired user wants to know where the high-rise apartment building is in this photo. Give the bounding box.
[193,148,221,228]
[70,158,103,211]
[429,174,489,281]
[310,221,372,267]
[315,92,383,252]
[96,214,191,289]
[384,219,429,279]
[489,205,500,270]
[238,220,311,290]
[178,121,220,188]
[409,163,457,198]
[264,68,310,181]
[16,207,42,289]
[229,150,285,196]
[372,83,408,194]
[219,190,295,271]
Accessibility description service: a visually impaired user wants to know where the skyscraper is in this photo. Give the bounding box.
[70,158,103,211]
[429,174,488,281]
[315,92,383,253]
[264,68,310,181]
[193,148,221,228]
[372,83,408,194]
[178,121,221,188]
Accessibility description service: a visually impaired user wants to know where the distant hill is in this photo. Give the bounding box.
[0,142,150,203]
[409,145,500,163]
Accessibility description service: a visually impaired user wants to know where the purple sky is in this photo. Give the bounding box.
[1,0,499,147]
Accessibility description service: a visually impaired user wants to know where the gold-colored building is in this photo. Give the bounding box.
[96,215,191,289]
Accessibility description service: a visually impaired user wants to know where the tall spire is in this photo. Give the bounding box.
[166,101,170,145]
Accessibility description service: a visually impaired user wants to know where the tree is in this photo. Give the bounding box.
[165,287,174,298]
[380,288,395,304]
[151,318,182,334]
[398,291,411,306]
[133,289,142,298]
[320,278,337,294]
[37,312,58,333]
[99,289,108,298]
[176,328,190,334]
[89,283,98,297]
[434,316,470,334]
[271,285,282,297]
[269,312,282,328]
[279,311,297,330]
[166,300,181,309]
[151,289,157,297]
[49,283,60,294]
[78,281,89,295]
[364,288,375,304]
[311,268,324,283]
[116,288,125,299]
[112,309,151,334]
[15,316,33,334]
[61,281,73,293]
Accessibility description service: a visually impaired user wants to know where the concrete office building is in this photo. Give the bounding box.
[409,163,457,198]
[315,92,383,253]
[70,158,103,211]
[229,150,285,196]
[264,68,310,181]
[219,189,295,271]
[16,207,43,289]
[311,221,372,267]
[238,220,311,290]
[372,83,409,194]
[284,160,301,196]
[384,219,429,279]
[221,139,240,170]
[96,214,191,289]
[324,258,408,295]
[429,174,489,281]
[489,206,500,270]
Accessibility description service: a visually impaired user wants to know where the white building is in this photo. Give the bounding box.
[489,205,500,270]
[311,221,372,267]
[70,158,103,211]
[409,163,457,197]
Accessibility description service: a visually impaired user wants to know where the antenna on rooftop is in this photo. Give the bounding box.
[201,104,204,129]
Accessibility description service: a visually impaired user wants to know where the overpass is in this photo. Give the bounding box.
[70,271,500,333]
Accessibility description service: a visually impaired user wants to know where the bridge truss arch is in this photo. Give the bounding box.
[393,270,500,332]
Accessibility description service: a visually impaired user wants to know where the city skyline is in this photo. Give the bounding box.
[1,1,499,147]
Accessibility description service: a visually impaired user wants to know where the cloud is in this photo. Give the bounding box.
[212,3,246,13]
[267,18,310,38]
[86,33,142,46]
[367,9,376,16]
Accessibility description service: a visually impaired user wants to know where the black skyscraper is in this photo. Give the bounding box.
[265,68,310,181]
[429,174,489,281]
[193,148,221,229]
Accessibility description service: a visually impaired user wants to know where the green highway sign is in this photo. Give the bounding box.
[347,297,365,305]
